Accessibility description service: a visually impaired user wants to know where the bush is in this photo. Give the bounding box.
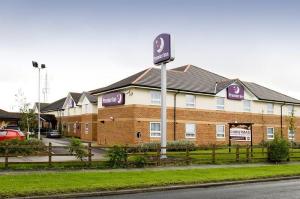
[132,140,196,152]
[107,146,128,168]
[132,156,147,168]
[68,138,87,161]
[268,136,289,163]
[0,139,45,155]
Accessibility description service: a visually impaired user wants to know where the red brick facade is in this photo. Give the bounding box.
[97,105,300,146]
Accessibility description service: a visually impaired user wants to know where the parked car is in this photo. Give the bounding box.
[46,130,61,138]
[4,125,20,131]
[0,129,25,141]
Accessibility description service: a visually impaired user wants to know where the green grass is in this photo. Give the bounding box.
[2,164,300,197]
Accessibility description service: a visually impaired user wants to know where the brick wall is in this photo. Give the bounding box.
[97,105,300,146]
[80,114,98,141]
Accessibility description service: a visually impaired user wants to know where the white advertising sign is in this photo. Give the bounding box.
[230,127,251,141]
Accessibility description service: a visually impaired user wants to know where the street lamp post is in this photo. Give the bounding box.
[32,61,46,140]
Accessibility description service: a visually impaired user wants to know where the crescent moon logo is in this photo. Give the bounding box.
[156,37,164,53]
[117,94,122,103]
[234,86,240,94]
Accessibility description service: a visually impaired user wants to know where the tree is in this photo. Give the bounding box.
[288,106,296,141]
[15,89,37,132]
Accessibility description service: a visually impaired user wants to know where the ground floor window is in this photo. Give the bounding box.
[216,124,225,138]
[288,129,295,140]
[150,122,161,138]
[85,123,89,134]
[185,123,196,138]
[267,127,274,140]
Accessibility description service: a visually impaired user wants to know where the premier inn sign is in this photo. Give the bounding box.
[227,85,244,100]
[102,92,125,107]
[153,33,174,65]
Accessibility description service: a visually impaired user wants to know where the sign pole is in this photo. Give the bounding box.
[161,63,167,158]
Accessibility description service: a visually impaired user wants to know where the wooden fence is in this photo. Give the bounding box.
[1,143,300,169]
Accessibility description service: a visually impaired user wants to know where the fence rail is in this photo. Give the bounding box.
[1,143,300,169]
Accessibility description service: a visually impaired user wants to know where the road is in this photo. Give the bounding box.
[82,179,300,199]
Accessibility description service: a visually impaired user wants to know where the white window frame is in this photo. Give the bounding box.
[84,104,88,114]
[85,123,89,134]
[186,95,196,108]
[288,129,295,140]
[185,123,196,138]
[287,105,294,115]
[267,103,274,114]
[216,124,225,139]
[216,97,225,110]
[267,127,274,140]
[150,122,161,138]
[243,100,251,112]
[150,91,161,105]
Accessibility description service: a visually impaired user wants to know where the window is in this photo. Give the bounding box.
[243,100,251,112]
[73,123,77,133]
[288,129,295,140]
[287,105,294,115]
[186,95,196,108]
[267,103,274,114]
[150,122,161,137]
[85,123,89,133]
[267,127,274,140]
[216,125,225,138]
[150,91,161,104]
[185,123,196,138]
[216,97,225,110]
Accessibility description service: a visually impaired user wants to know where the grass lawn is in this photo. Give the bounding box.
[2,164,300,198]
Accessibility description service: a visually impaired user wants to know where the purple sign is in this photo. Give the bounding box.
[153,33,174,65]
[102,92,125,107]
[227,85,244,100]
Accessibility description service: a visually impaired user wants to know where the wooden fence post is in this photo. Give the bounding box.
[246,145,251,163]
[156,147,160,166]
[236,145,240,162]
[186,146,190,165]
[88,142,92,166]
[4,143,8,169]
[212,144,216,164]
[124,146,128,168]
[48,142,52,166]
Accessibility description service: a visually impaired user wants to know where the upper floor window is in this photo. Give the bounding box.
[185,123,196,138]
[267,103,274,114]
[216,124,225,138]
[267,127,274,140]
[150,122,161,137]
[287,105,294,115]
[186,95,196,108]
[84,104,88,113]
[216,97,225,110]
[85,123,89,133]
[243,100,251,112]
[150,91,161,104]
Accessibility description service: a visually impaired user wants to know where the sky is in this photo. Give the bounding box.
[1,0,300,111]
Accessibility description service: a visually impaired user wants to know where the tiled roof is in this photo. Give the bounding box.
[84,92,97,104]
[41,97,67,112]
[90,65,300,104]
[70,92,82,104]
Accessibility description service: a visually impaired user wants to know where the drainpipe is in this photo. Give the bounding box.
[280,103,285,138]
[173,90,180,141]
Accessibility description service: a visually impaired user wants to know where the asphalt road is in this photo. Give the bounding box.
[82,179,300,199]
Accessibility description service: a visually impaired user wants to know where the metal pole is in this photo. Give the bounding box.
[161,63,167,158]
[38,68,41,140]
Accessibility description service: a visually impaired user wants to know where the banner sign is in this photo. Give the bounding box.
[230,127,251,141]
[227,85,244,100]
[153,33,174,65]
[102,92,125,107]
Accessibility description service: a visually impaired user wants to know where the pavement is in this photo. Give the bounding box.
[0,136,105,163]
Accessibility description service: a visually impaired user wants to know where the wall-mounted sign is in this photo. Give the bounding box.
[230,127,251,141]
[102,92,125,107]
[227,85,244,100]
[153,33,174,65]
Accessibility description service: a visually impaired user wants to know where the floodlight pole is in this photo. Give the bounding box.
[161,63,167,158]
[38,67,41,140]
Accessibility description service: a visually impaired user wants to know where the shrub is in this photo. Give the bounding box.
[0,139,45,155]
[132,156,147,168]
[68,138,87,161]
[167,140,196,151]
[107,146,128,168]
[268,136,289,163]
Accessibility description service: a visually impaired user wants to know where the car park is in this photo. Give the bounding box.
[0,129,25,141]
